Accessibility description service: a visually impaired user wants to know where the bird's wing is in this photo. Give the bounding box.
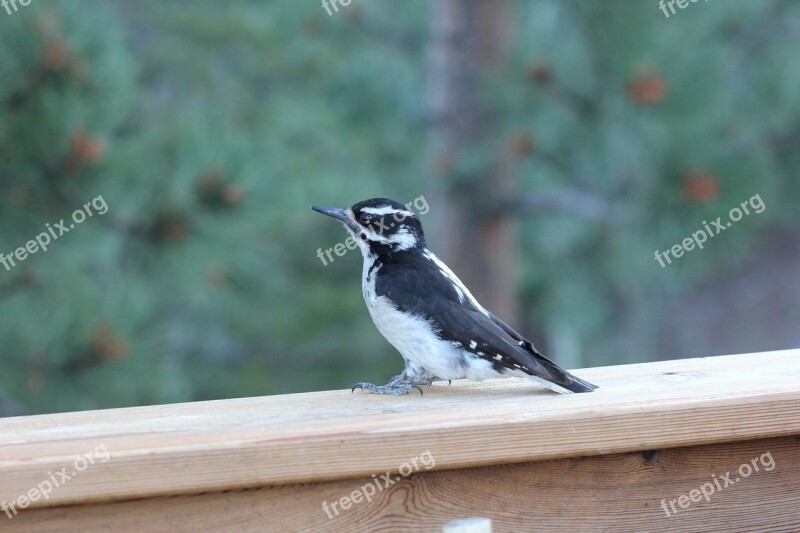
[484,310,597,391]
[434,302,586,390]
[486,311,552,365]
[376,257,592,391]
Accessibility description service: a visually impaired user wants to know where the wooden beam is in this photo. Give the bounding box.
[1,349,798,517]
[6,435,799,531]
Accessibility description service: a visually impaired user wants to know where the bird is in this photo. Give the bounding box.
[311,198,598,396]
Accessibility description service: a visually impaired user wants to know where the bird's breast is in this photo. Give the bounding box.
[361,265,453,376]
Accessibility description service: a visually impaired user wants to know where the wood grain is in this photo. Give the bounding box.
[6,435,799,532]
[0,349,799,513]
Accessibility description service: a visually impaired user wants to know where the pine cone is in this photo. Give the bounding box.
[627,73,668,106]
[508,132,535,159]
[69,130,107,169]
[681,168,720,203]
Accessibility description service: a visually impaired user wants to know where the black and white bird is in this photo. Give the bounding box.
[312,198,598,396]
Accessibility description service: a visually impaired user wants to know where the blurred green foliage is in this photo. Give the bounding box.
[0,0,798,415]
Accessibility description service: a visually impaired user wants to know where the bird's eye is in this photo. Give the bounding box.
[358,213,370,224]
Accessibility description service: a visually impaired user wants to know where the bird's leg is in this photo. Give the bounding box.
[351,380,424,396]
[386,374,406,386]
[352,369,426,396]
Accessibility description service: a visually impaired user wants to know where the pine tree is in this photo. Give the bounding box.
[1,0,798,415]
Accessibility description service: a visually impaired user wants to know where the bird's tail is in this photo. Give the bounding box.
[528,354,598,394]
[560,372,598,393]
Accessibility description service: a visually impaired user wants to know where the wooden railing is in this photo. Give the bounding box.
[1,349,799,532]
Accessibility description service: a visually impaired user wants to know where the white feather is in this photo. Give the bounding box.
[360,206,414,218]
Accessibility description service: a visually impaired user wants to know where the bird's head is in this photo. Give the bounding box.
[312,198,425,257]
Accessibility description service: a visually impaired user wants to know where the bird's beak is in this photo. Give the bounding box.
[311,205,357,231]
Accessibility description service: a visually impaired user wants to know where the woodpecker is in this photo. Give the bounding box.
[312,198,598,396]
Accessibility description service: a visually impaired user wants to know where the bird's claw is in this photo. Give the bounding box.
[351,381,424,396]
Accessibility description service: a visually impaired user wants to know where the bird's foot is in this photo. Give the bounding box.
[351,381,424,396]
